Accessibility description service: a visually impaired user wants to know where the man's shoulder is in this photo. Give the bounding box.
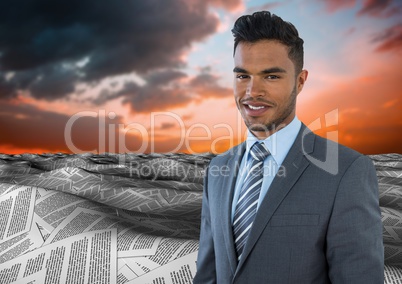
[313,133,363,160]
[309,132,373,173]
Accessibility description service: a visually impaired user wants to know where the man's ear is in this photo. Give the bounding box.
[297,69,308,94]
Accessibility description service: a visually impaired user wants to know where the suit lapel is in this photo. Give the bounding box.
[235,124,315,272]
[219,143,246,275]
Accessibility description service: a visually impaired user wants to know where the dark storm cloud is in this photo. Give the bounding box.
[0,76,15,98]
[29,65,79,99]
[93,67,232,113]
[0,0,241,100]
[143,70,188,86]
[93,69,192,112]
[189,73,232,99]
[121,82,193,113]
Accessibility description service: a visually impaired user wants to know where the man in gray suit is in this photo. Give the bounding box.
[194,11,384,283]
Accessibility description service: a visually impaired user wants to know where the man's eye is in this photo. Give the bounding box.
[266,75,279,79]
[236,74,249,79]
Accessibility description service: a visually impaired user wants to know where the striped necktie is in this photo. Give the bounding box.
[233,142,270,261]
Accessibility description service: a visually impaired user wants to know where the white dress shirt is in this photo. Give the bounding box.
[231,116,302,222]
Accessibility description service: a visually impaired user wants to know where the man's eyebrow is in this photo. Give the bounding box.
[233,67,287,74]
[260,67,286,74]
[233,67,247,73]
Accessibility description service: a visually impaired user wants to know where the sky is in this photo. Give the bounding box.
[0,0,401,155]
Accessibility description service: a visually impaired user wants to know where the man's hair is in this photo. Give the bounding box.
[232,11,304,73]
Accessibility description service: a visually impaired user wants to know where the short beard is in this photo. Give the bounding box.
[246,85,297,134]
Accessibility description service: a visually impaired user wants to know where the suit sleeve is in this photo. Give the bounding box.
[193,166,217,283]
[326,155,384,283]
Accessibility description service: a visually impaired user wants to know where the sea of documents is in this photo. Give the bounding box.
[0,152,401,283]
[0,152,212,283]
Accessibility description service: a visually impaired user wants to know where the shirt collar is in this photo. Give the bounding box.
[245,116,302,166]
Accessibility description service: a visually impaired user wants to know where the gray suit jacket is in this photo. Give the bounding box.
[194,124,384,283]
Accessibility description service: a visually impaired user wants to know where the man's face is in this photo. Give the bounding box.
[233,40,308,139]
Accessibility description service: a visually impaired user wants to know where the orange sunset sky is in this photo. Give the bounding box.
[0,0,401,155]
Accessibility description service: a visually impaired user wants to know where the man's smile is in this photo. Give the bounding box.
[242,101,273,116]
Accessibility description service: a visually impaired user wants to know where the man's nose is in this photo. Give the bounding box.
[246,78,264,97]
